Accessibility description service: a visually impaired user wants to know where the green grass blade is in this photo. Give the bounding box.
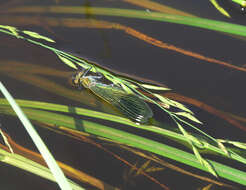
[0,148,84,190]
[175,112,203,124]
[1,98,246,166]
[1,101,246,185]
[140,84,171,91]
[176,122,217,177]
[210,0,231,18]
[22,30,55,43]
[4,107,246,185]
[0,82,73,190]
[5,6,246,37]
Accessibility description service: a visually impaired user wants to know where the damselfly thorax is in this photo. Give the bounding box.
[72,67,153,124]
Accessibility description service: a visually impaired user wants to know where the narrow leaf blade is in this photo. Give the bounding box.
[154,94,193,114]
[176,112,203,124]
[23,30,55,43]
[56,53,77,69]
[141,84,171,91]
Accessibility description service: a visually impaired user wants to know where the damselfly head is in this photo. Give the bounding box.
[70,70,85,87]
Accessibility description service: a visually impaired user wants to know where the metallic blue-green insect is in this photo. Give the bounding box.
[72,67,153,124]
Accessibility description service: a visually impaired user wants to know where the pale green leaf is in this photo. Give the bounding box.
[231,141,246,150]
[187,134,204,148]
[217,141,229,156]
[140,84,171,91]
[176,122,188,137]
[154,94,193,114]
[90,66,97,73]
[176,123,217,177]
[104,74,122,86]
[154,93,169,103]
[168,99,194,114]
[176,122,204,148]
[0,25,19,38]
[0,129,14,153]
[175,112,203,124]
[23,30,55,43]
[120,83,133,94]
[56,53,77,69]
[219,140,246,150]
[192,141,217,177]
[202,159,218,177]
[124,81,138,89]
[177,123,202,148]
[0,24,15,30]
[192,145,203,165]
[103,73,114,82]
[154,93,176,109]
[210,0,231,18]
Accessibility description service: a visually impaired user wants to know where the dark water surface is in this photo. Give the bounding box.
[0,0,246,189]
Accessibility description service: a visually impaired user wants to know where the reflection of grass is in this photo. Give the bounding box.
[2,60,244,135]
[5,6,246,38]
[122,0,195,17]
[164,92,246,132]
[0,147,84,190]
[55,126,232,188]
[0,132,120,190]
[1,25,246,182]
[1,16,245,73]
[117,145,231,188]
[2,30,244,180]
[0,1,246,187]
[0,60,97,107]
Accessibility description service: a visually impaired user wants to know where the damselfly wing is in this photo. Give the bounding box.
[72,68,153,124]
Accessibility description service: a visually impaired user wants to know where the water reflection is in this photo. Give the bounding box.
[1,0,246,189]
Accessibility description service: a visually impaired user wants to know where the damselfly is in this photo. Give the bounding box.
[72,67,153,124]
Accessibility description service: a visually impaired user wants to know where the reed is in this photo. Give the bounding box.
[0,1,246,187]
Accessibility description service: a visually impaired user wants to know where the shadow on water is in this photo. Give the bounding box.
[68,106,86,132]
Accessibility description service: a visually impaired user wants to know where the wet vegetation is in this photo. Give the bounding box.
[0,0,246,189]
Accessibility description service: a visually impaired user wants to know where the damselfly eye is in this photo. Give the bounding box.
[69,72,81,87]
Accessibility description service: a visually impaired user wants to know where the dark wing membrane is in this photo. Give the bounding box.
[89,83,153,124]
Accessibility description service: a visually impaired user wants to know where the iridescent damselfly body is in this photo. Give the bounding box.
[72,67,153,124]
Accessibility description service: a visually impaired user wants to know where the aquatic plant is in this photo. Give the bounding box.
[0,82,74,190]
[210,0,246,17]
[0,24,220,176]
[0,1,246,189]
